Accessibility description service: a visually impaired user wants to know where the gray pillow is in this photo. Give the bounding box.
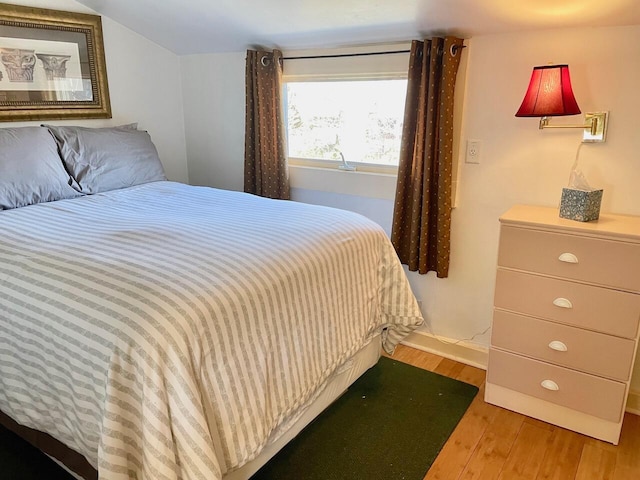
[45,124,166,194]
[0,127,79,210]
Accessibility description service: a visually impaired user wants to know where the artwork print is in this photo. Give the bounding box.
[0,36,90,101]
[0,4,111,121]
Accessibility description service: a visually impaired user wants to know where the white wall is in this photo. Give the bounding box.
[181,52,246,190]
[181,26,640,387]
[3,0,188,182]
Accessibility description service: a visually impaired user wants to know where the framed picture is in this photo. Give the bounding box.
[0,4,111,121]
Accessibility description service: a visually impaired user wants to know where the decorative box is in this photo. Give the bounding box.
[559,188,603,222]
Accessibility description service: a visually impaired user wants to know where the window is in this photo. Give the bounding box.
[281,44,464,207]
[285,79,407,170]
[281,44,411,173]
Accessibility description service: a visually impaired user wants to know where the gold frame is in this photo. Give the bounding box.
[0,4,111,121]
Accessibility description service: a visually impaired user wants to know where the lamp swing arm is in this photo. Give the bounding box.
[538,114,603,135]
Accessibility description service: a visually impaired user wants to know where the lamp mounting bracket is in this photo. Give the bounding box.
[539,111,608,143]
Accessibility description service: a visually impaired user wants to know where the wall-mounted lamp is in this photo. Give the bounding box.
[515,64,608,143]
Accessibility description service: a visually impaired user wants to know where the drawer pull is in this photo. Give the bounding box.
[541,379,560,391]
[548,340,568,352]
[553,297,573,309]
[558,253,579,264]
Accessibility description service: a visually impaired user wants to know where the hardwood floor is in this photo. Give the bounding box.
[387,345,640,480]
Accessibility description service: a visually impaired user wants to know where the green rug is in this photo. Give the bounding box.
[251,357,479,480]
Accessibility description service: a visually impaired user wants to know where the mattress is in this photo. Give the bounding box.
[0,181,423,479]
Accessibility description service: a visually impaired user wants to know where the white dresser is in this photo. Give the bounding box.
[485,204,640,444]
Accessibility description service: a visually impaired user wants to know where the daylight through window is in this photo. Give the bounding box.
[285,80,407,167]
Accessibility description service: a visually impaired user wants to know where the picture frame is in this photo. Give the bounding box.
[0,4,111,121]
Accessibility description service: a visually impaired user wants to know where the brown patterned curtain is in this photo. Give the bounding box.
[391,37,464,278]
[244,49,290,199]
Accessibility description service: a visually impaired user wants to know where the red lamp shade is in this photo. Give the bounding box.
[515,64,581,117]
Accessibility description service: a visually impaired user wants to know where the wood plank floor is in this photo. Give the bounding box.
[386,344,640,480]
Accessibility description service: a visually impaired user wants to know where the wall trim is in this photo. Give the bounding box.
[627,390,640,415]
[401,330,489,370]
[289,164,397,200]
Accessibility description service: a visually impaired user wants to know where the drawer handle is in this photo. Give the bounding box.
[553,297,573,309]
[541,379,560,391]
[558,253,579,264]
[548,340,568,352]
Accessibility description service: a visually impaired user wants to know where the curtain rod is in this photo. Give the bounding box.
[282,45,465,61]
[283,49,408,60]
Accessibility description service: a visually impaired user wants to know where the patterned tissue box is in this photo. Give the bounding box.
[559,188,603,222]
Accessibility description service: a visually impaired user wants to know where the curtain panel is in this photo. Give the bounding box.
[244,49,290,200]
[391,37,464,278]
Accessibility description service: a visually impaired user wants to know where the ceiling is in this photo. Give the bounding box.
[76,0,640,55]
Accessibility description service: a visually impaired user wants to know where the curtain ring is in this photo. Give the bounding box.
[260,55,271,67]
[450,44,459,57]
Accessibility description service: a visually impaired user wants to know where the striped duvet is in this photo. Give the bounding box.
[0,181,423,479]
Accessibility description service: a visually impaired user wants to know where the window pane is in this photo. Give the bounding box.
[285,80,407,166]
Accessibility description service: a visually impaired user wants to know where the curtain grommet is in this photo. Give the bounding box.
[261,55,270,67]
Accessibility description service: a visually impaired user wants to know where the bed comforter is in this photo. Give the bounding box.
[0,181,423,479]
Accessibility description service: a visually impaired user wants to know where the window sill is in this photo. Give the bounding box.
[288,157,398,175]
[288,164,397,201]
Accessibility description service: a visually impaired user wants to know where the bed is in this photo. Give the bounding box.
[0,126,423,480]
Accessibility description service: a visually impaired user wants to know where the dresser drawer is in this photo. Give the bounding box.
[498,225,640,292]
[494,269,640,338]
[487,349,627,422]
[491,310,636,381]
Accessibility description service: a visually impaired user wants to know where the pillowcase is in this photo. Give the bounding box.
[0,126,79,210]
[44,124,167,194]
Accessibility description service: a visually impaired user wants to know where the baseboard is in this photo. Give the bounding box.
[627,389,640,415]
[401,330,488,370]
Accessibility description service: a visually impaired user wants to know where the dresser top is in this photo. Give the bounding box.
[500,205,640,241]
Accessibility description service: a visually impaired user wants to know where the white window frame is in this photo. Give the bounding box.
[282,44,411,175]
